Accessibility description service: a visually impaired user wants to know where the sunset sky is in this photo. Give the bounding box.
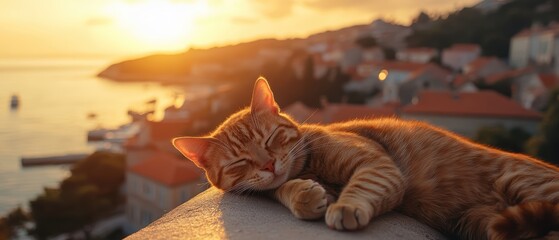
[0,0,478,59]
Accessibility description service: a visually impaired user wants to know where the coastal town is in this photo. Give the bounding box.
[108,4,559,235]
[3,0,559,238]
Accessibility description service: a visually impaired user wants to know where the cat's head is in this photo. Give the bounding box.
[173,77,306,192]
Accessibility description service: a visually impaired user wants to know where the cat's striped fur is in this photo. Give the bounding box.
[174,77,559,239]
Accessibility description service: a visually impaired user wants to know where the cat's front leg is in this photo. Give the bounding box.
[326,158,405,231]
[274,179,331,220]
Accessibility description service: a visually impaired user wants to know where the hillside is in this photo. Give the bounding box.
[97,38,302,83]
[407,0,559,58]
[97,0,559,83]
[97,19,408,83]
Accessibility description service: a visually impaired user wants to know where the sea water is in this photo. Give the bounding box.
[0,58,182,215]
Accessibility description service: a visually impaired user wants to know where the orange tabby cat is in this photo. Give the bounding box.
[173,77,559,240]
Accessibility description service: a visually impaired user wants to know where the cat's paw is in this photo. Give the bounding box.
[325,202,370,231]
[290,179,328,220]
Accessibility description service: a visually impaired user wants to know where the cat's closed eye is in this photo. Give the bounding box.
[265,126,281,147]
[226,159,248,169]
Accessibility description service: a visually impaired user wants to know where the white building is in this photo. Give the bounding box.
[509,23,559,76]
[442,44,482,71]
[396,48,438,63]
[402,90,542,138]
[484,68,550,110]
[125,150,206,233]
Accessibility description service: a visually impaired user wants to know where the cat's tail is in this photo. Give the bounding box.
[488,201,559,240]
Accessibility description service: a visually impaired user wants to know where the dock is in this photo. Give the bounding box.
[21,153,90,167]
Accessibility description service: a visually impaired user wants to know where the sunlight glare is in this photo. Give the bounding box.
[108,0,208,49]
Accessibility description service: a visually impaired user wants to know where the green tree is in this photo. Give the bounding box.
[29,151,125,239]
[475,125,531,153]
[382,47,396,60]
[355,36,378,49]
[474,78,512,98]
[526,88,559,164]
[412,11,432,26]
[0,206,30,239]
[406,0,559,58]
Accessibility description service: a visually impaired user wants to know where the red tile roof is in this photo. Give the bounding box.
[130,150,203,187]
[484,68,533,84]
[539,74,559,89]
[403,90,541,119]
[466,57,499,72]
[453,74,469,87]
[406,64,451,83]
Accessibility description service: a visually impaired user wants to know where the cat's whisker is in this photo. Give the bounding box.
[301,109,318,125]
[289,143,341,160]
[286,131,324,157]
[287,134,333,157]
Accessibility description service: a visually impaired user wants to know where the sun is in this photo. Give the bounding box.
[108,0,208,49]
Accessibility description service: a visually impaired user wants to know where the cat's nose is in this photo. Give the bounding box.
[261,159,275,173]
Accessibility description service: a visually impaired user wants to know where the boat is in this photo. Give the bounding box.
[87,127,111,141]
[10,94,19,109]
[104,123,140,144]
[87,112,97,119]
[87,122,140,142]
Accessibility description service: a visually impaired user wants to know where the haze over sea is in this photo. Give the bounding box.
[0,58,182,215]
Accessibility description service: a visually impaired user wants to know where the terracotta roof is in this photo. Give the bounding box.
[446,43,481,52]
[484,67,533,84]
[539,74,559,89]
[405,64,451,83]
[130,150,203,186]
[362,60,429,72]
[453,74,469,87]
[466,57,499,71]
[403,90,541,119]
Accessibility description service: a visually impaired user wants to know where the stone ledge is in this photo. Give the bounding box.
[127,187,447,240]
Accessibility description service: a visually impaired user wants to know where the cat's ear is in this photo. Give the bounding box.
[173,137,213,168]
[251,77,279,114]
